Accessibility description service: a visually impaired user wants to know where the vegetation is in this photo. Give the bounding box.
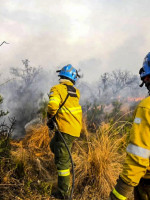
[8,59,43,136]
[0,114,134,199]
[0,94,16,200]
[73,119,130,200]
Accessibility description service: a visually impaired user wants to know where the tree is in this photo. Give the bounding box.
[0,41,15,157]
[100,72,110,92]
[0,94,15,157]
[110,70,137,95]
[10,59,41,91]
[98,69,140,102]
[0,95,8,117]
[8,59,42,136]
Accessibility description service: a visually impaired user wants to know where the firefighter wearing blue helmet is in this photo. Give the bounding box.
[108,53,150,200]
[139,52,150,92]
[47,64,82,199]
[58,64,78,84]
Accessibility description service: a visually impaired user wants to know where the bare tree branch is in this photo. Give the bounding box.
[0,78,16,87]
[0,117,16,138]
[0,41,9,47]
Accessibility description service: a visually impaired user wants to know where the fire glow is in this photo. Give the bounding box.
[127,97,145,102]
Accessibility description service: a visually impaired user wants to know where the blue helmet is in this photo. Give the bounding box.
[140,52,150,79]
[56,64,79,82]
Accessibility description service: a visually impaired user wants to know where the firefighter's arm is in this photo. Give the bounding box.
[47,86,61,118]
[47,86,61,130]
[109,106,150,200]
[121,106,149,183]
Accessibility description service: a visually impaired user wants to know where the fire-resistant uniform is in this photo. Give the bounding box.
[47,79,82,197]
[110,96,150,200]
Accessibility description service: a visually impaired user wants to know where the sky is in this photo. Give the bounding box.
[0,0,150,83]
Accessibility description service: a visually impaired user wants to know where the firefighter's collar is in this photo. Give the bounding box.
[59,79,73,85]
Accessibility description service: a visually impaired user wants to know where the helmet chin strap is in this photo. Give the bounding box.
[145,82,150,95]
[139,81,144,87]
[139,80,150,95]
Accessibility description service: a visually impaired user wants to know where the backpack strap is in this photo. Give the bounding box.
[51,84,77,120]
[65,85,78,97]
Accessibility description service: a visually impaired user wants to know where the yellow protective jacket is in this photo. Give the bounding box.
[47,80,82,137]
[120,96,150,186]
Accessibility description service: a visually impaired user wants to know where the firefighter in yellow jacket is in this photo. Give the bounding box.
[47,64,82,199]
[108,52,150,200]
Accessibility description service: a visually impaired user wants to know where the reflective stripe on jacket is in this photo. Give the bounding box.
[47,80,82,137]
[120,96,150,186]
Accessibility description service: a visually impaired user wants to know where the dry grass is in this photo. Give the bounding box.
[0,124,56,199]
[11,124,57,182]
[0,119,132,200]
[73,120,129,200]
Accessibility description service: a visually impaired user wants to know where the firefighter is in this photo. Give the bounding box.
[108,52,150,200]
[47,64,82,199]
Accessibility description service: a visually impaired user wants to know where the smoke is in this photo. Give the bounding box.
[0,60,148,137]
[78,69,147,115]
[0,60,57,137]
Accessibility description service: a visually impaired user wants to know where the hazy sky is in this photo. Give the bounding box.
[0,0,150,82]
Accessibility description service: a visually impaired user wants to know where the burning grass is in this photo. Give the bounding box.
[0,119,132,200]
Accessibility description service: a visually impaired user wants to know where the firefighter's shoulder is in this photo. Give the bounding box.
[138,96,150,109]
[50,83,62,92]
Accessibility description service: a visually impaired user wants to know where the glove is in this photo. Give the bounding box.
[47,119,55,130]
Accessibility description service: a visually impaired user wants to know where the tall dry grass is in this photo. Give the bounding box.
[73,119,130,200]
[0,118,131,199]
[1,124,56,199]
[11,124,56,179]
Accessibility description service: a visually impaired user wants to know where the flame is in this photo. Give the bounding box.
[127,97,145,102]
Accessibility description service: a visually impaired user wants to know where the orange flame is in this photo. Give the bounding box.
[127,97,145,102]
